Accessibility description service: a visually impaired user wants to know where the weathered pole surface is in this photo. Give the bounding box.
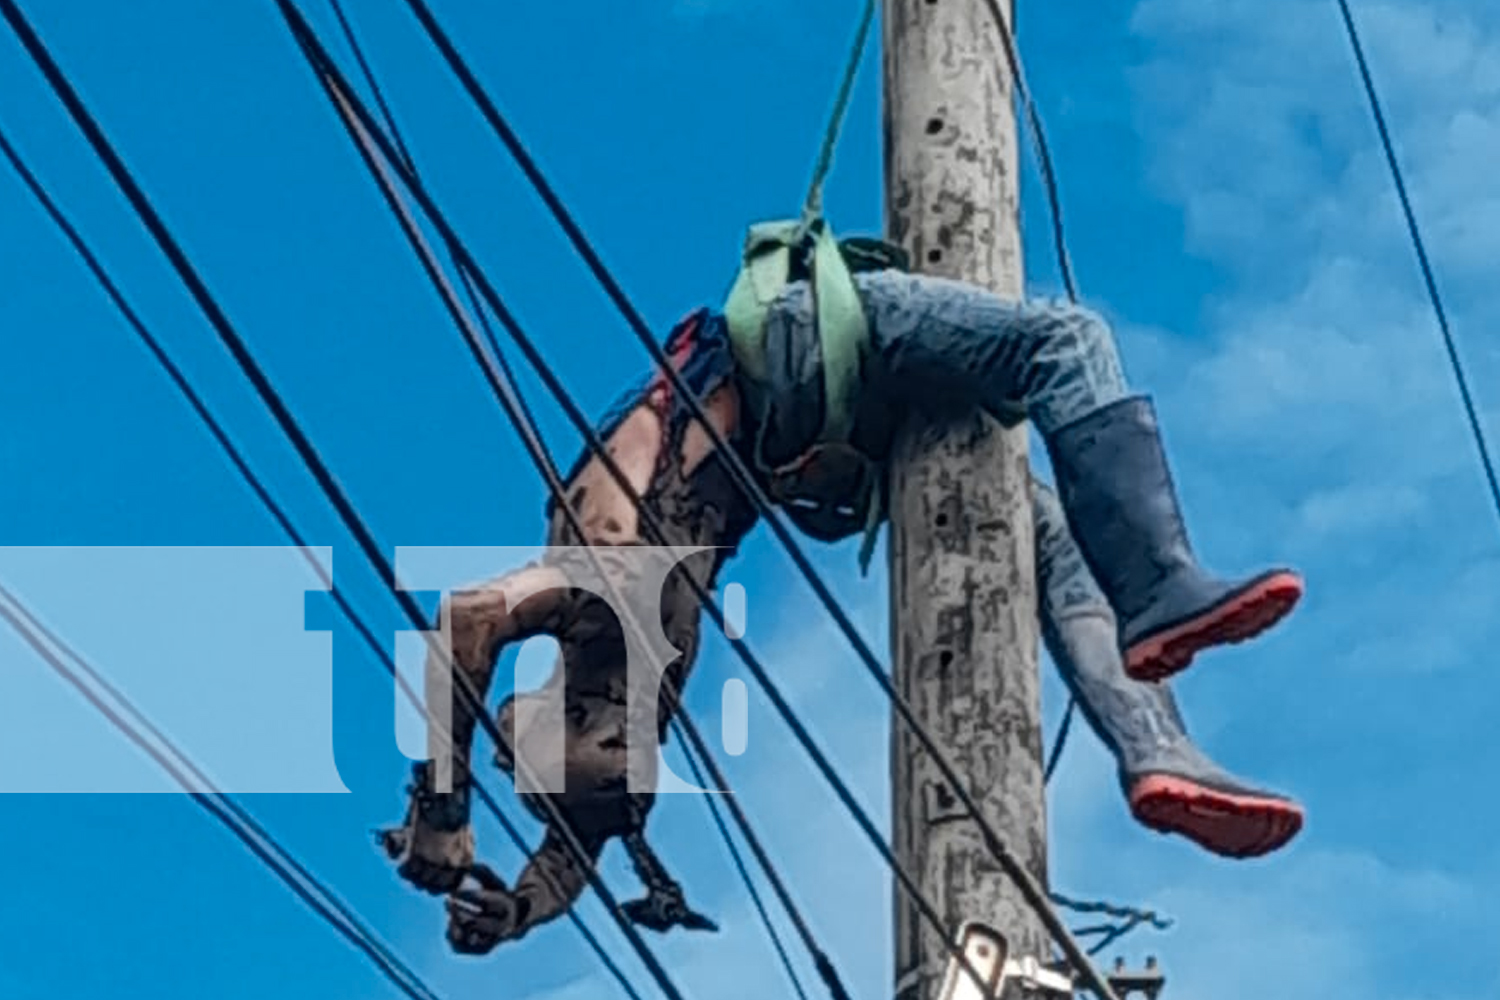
[883,0,1047,998]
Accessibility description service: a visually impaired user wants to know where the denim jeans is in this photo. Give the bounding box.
[757,269,1132,466]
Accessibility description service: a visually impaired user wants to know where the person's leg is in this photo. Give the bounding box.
[1032,477,1303,858]
[835,271,1304,681]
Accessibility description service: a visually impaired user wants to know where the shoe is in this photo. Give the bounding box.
[1045,608,1303,859]
[1047,395,1303,680]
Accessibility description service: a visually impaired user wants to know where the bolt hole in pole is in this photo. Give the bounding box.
[926,116,944,134]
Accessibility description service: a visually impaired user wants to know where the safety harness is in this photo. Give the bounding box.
[721,214,908,574]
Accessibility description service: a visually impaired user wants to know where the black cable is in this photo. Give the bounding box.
[676,746,812,1000]
[1043,697,1074,783]
[296,19,863,997]
[0,118,648,1000]
[387,4,1117,994]
[280,12,1010,998]
[987,6,1176,948]
[983,0,1077,302]
[326,0,546,446]
[320,9,825,1000]
[1334,0,1500,527]
[0,6,684,997]
[983,0,1082,788]
[0,584,444,1000]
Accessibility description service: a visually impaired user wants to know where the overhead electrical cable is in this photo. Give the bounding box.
[0,6,688,997]
[1334,0,1500,528]
[380,1,1121,993]
[319,6,837,999]
[0,582,446,1000]
[0,117,649,1000]
[278,6,1018,997]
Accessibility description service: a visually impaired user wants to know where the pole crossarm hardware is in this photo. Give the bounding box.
[935,922,1076,1000]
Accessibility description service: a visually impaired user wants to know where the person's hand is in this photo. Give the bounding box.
[446,864,524,955]
[378,763,475,895]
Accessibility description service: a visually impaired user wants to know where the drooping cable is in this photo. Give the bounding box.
[0,117,649,1000]
[0,583,445,1000]
[319,7,827,999]
[383,3,1120,994]
[1333,0,1500,528]
[0,6,687,995]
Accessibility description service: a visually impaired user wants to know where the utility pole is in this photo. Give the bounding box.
[884,1,1047,998]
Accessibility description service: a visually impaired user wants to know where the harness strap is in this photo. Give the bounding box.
[723,217,873,451]
[723,215,895,573]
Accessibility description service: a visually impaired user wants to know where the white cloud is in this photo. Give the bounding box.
[1140,848,1485,1000]
[1073,1,1500,995]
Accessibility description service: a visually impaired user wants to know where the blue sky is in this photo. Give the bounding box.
[2,0,1498,998]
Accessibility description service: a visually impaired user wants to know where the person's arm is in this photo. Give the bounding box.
[383,316,759,900]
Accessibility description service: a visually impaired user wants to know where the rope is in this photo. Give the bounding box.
[1333,0,1500,527]
[0,118,649,1000]
[1051,891,1172,933]
[1050,890,1172,961]
[365,3,1121,995]
[1079,916,1146,958]
[803,0,878,218]
[973,0,1085,785]
[0,585,445,1000]
[0,7,686,996]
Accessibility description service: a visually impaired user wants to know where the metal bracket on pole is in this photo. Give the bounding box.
[937,921,1076,999]
[1105,958,1165,1000]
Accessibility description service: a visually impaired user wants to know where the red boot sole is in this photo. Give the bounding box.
[1124,571,1304,682]
[1129,774,1305,859]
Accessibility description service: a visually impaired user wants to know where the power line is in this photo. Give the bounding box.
[984,0,1084,788]
[0,6,684,997]
[0,119,648,1000]
[985,0,1077,302]
[295,13,860,995]
[318,8,829,1000]
[280,11,1025,1000]
[384,3,1118,994]
[0,583,445,1000]
[325,0,547,448]
[674,741,813,1000]
[1333,0,1500,528]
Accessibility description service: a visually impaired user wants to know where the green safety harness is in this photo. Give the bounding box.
[722,218,905,573]
[717,0,901,574]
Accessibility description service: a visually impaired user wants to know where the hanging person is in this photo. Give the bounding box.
[382,241,1305,951]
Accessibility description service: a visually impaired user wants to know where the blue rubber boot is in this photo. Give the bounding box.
[1047,395,1304,681]
[1045,608,1304,858]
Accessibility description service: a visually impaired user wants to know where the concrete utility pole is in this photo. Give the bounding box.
[883,1,1047,998]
